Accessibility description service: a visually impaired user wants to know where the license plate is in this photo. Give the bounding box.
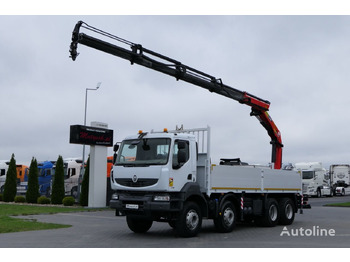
[126,204,139,209]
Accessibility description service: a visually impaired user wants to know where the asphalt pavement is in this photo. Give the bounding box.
[1,196,350,248]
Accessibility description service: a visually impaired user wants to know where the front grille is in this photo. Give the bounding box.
[116,178,158,187]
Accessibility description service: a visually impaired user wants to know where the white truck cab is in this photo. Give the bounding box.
[329,164,350,196]
[294,162,332,197]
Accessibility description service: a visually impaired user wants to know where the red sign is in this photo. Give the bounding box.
[70,125,113,146]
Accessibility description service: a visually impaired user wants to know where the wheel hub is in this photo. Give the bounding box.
[186,209,199,230]
[223,208,234,226]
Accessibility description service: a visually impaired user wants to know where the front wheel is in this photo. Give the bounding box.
[214,201,236,233]
[126,216,153,233]
[317,189,322,198]
[45,187,51,198]
[71,187,78,199]
[175,201,202,238]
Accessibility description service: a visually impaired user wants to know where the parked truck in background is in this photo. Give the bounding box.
[17,161,54,197]
[0,162,28,193]
[294,162,332,198]
[37,161,54,196]
[329,164,350,196]
[0,161,9,193]
[16,164,29,183]
[62,158,82,198]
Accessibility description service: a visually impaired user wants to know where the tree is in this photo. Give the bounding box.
[3,154,17,202]
[79,156,89,206]
[26,157,40,203]
[51,155,65,204]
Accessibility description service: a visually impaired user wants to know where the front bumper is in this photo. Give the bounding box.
[110,191,183,218]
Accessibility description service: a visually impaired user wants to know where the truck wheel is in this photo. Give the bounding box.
[342,189,345,196]
[71,187,78,199]
[126,216,153,233]
[278,198,295,225]
[45,187,51,198]
[328,190,333,197]
[175,201,202,238]
[261,198,279,227]
[317,189,322,198]
[214,201,236,233]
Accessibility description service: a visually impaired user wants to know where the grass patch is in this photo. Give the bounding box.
[325,202,350,207]
[0,203,102,234]
[0,216,71,233]
[0,203,87,217]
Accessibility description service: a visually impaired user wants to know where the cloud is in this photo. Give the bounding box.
[1,15,350,170]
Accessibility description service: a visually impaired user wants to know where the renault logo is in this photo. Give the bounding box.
[132,175,138,183]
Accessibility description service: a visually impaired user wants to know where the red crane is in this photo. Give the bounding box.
[69,21,283,169]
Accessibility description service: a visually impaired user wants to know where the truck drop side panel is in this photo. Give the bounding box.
[210,165,301,194]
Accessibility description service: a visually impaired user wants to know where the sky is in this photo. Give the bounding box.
[1,4,350,170]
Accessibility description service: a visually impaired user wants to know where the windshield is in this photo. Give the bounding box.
[302,171,314,179]
[117,138,171,166]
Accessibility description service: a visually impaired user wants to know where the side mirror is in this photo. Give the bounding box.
[113,153,118,164]
[113,144,119,164]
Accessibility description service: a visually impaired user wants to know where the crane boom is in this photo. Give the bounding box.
[69,21,283,169]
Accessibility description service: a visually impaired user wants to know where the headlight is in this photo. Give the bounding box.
[111,193,119,200]
[153,195,170,201]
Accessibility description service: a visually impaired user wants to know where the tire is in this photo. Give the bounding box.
[126,216,153,233]
[328,190,333,197]
[261,198,279,227]
[45,187,51,198]
[214,201,236,233]
[71,187,78,199]
[278,198,295,225]
[175,201,202,238]
[317,189,322,198]
[342,189,345,196]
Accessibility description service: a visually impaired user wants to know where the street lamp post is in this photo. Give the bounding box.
[78,82,102,201]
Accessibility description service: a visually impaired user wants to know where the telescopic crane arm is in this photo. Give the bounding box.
[69,21,283,169]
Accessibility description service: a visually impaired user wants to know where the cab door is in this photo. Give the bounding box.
[169,139,196,191]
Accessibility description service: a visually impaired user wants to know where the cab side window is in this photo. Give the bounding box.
[173,140,189,169]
